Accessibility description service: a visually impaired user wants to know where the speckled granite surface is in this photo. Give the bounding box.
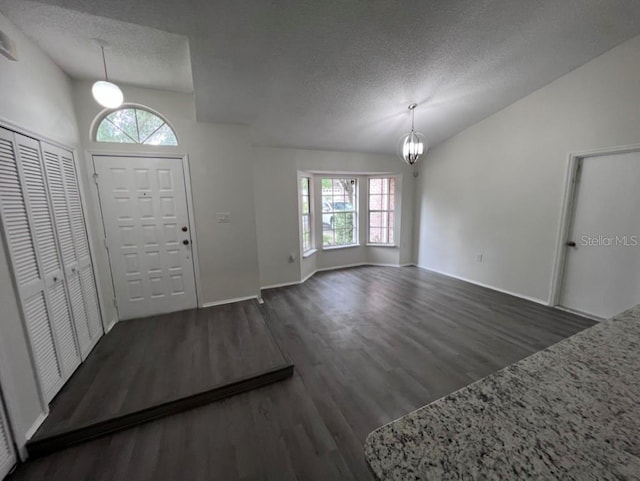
[364,305,640,481]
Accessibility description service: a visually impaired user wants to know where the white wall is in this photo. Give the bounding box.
[72,81,261,317]
[253,146,415,288]
[415,34,640,303]
[0,12,81,453]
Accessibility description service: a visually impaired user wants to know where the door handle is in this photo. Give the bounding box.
[565,241,576,247]
[183,239,190,245]
[182,226,188,232]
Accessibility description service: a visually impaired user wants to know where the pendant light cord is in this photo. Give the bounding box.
[101,46,109,82]
[411,107,415,131]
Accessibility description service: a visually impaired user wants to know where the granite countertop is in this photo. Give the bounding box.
[364,305,640,481]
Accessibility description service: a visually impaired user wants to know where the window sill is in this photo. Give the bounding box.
[302,248,318,258]
[322,244,360,251]
[366,243,398,248]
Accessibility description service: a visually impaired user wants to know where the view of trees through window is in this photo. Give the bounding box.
[96,107,178,145]
[322,178,357,247]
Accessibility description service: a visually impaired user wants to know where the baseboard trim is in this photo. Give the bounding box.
[25,412,47,441]
[300,269,316,283]
[261,279,303,290]
[16,411,48,460]
[261,263,413,292]
[554,305,603,322]
[104,317,118,334]
[414,264,548,306]
[201,295,259,308]
[26,363,294,459]
[316,262,412,273]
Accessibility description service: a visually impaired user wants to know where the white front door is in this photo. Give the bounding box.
[559,151,640,319]
[94,156,197,320]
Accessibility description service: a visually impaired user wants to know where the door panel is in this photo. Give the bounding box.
[60,150,103,341]
[42,144,103,357]
[0,129,65,400]
[0,127,103,406]
[95,156,197,320]
[16,135,81,380]
[560,151,640,319]
[22,292,62,400]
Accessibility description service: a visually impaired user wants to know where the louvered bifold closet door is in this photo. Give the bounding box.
[16,134,81,381]
[0,128,67,401]
[42,143,102,358]
[0,395,16,480]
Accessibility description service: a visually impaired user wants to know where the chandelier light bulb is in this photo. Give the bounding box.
[92,80,124,109]
[91,42,124,109]
[398,103,428,166]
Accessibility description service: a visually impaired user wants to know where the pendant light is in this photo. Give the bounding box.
[398,103,428,166]
[92,42,124,109]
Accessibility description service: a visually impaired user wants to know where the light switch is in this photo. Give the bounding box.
[216,212,231,223]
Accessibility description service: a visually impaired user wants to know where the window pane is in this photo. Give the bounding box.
[369,178,382,195]
[369,212,382,228]
[144,124,178,145]
[105,109,139,141]
[96,108,178,145]
[367,177,395,245]
[96,120,135,143]
[137,109,166,142]
[369,227,381,243]
[300,177,313,252]
[321,177,358,247]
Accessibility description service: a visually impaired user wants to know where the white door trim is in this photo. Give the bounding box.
[90,152,203,318]
[549,143,640,307]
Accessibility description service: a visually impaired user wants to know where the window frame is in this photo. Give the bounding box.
[93,105,179,146]
[299,175,315,256]
[320,177,359,250]
[367,176,397,247]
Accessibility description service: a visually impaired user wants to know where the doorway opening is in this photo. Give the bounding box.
[92,154,201,320]
[551,145,640,319]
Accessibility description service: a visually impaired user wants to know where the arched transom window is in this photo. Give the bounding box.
[95,107,178,145]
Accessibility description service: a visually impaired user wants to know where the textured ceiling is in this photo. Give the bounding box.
[0,0,193,92]
[3,0,640,153]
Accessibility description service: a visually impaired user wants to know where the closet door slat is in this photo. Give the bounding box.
[0,128,63,401]
[42,144,102,356]
[0,394,16,480]
[67,271,90,351]
[42,150,75,268]
[0,133,39,287]
[0,126,103,408]
[60,149,103,342]
[23,292,61,399]
[15,134,80,382]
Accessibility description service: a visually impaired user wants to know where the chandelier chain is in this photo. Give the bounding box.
[101,46,109,82]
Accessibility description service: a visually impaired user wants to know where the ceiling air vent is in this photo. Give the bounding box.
[0,30,17,61]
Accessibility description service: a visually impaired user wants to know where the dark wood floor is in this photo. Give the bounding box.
[9,266,595,481]
[32,300,288,440]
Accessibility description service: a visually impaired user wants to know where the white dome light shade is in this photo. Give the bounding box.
[92,81,124,109]
[398,130,428,166]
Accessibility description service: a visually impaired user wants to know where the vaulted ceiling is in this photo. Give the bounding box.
[3,0,640,154]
